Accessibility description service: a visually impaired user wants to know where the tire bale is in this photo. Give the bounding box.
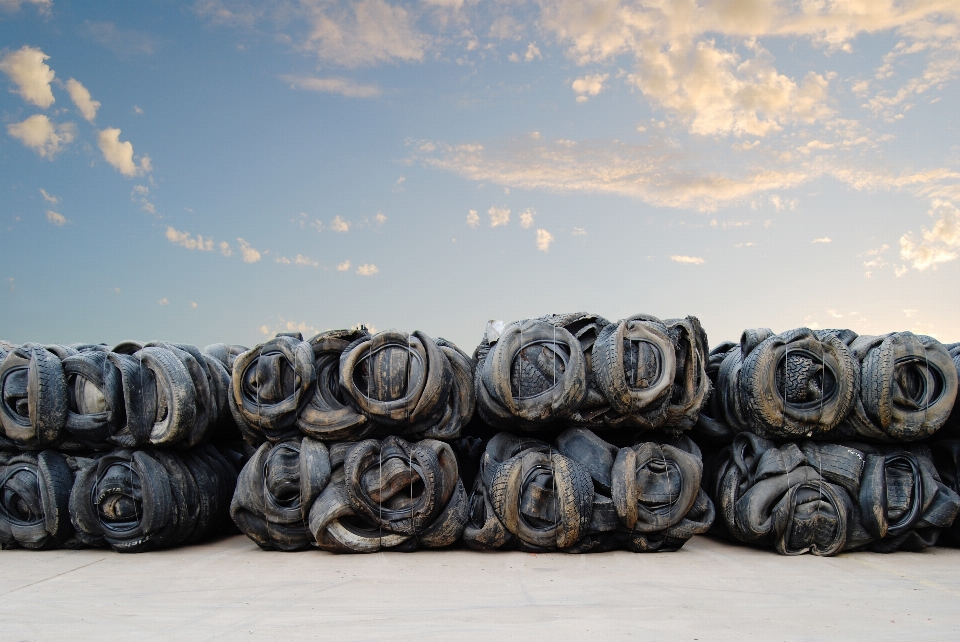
[230,436,330,551]
[929,439,960,546]
[850,442,960,552]
[738,328,858,439]
[840,333,957,441]
[339,330,452,434]
[704,433,852,556]
[0,344,67,450]
[0,450,86,549]
[297,329,373,441]
[591,315,676,429]
[557,428,713,553]
[475,319,587,431]
[230,335,316,445]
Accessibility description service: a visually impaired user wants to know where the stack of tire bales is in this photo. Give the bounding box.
[462,429,714,552]
[229,329,475,445]
[0,340,251,552]
[226,328,475,553]
[698,327,960,556]
[474,313,710,434]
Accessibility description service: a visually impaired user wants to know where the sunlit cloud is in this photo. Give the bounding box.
[337,260,352,271]
[237,238,262,263]
[98,128,151,176]
[519,208,535,229]
[39,188,58,204]
[671,255,705,264]
[900,199,960,270]
[356,263,379,275]
[536,229,554,252]
[0,46,55,108]
[46,210,67,226]
[812,237,832,244]
[330,215,351,232]
[488,206,510,227]
[65,79,100,122]
[466,209,479,228]
[166,226,214,251]
[7,115,76,159]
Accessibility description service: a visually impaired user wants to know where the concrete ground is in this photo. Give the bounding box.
[1,535,958,641]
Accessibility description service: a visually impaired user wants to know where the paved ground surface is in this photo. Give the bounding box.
[1,534,959,641]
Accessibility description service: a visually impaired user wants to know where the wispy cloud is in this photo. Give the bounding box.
[466,209,479,228]
[901,199,960,270]
[39,188,58,204]
[158,297,169,305]
[166,226,213,251]
[519,208,535,229]
[337,260,351,271]
[330,215,350,232]
[281,74,381,98]
[812,237,832,244]
[81,20,161,57]
[671,255,705,265]
[46,210,67,226]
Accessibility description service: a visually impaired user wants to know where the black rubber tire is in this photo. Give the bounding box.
[104,352,157,447]
[419,339,476,440]
[592,317,675,428]
[137,346,197,446]
[490,449,593,549]
[555,427,618,493]
[231,336,315,444]
[478,319,587,430]
[611,443,701,533]
[662,316,711,430]
[340,330,451,429]
[0,344,67,449]
[62,350,124,446]
[297,329,370,440]
[739,328,858,438]
[860,332,958,441]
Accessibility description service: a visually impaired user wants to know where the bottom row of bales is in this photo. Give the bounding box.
[230,429,712,554]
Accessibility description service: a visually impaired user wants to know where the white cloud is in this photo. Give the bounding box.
[7,115,76,159]
[571,73,608,102]
[356,263,379,275]
[134,105,144,115]
[0,46,55,108]
[374,212,387,224]
[158,298,169,306]
[812,237,832,244]
[190,301,198,309]
[39,188,58,204]
[45,210,67,226]
[166,226,214,251]
[671,255,705,265]
[900,200,960,270]
[65,78,100,122]
[304,0,428,67]
[275,256,292,264]
[259,318,318,337]
[331,215,351,232]
[519,208,535,229]
[466,209,479,227]
[524,42,541,62]
[572,227,586,236]
[237,238,262,263]
[98,128,150,177]
[337,260,352,271]
[281,74,381,98]
[535,229,554,252]
[294,254,320,267]
[488,206,510,227]
[0,0,52,13]
[219,241,233,256]
[508,52,520,63]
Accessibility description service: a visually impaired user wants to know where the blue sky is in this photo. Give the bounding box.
[2,0,959,351]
